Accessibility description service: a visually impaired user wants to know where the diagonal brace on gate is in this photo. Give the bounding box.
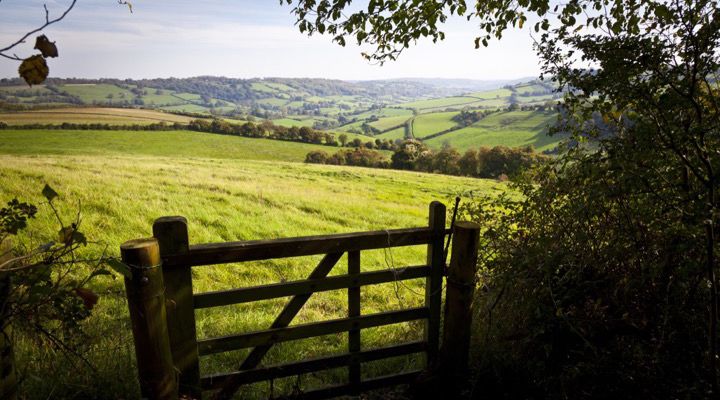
[212,252,344,400]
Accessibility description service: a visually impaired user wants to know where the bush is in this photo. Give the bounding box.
[464,144,715,398]
[305,150,329,164]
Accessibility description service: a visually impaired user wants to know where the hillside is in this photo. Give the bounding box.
[0,77,565,152]
[0,129,378,162]
[0,128,499,399]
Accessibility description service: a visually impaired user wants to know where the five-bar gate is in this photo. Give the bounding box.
[120,201,480,400]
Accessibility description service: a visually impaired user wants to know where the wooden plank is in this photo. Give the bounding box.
[425,201,446,368]
[347,250,361,392]
[165,227,434,266]
[201,341,426,390]
[153,216,201,399]
[272,370,423,400]
[198,308,429,356]
[212,252,343,400]
[193,266,430,309]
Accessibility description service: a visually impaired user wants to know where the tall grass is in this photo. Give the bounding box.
[1,130,502,398]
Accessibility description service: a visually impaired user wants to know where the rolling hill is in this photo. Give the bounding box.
[0,76,565,152]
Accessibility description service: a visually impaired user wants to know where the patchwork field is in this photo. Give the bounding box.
[412,111,459,139]
[0,129,501,399]
[0,107,196,125]
[424,110,560,151]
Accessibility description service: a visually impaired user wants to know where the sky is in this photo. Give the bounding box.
[0,0,542,81]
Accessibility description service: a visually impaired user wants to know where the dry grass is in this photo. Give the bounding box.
[0,107,195,125]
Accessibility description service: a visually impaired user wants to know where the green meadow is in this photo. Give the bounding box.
[0,128,501,399]
[424,110,561,151]
[412,111,459,139]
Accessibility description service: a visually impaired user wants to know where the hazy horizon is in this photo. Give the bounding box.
[0,0,542,81]
[0,75,540,83]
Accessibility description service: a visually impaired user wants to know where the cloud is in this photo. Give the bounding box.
[0,0,541,80]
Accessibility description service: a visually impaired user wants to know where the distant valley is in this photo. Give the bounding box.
[0,76,564,152]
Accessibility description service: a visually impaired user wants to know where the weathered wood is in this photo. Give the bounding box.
[348,250,361,392]
[198,307,429,356]
[153,217,200,399]
[425,201,446,367]
[121,238,178,400]
[273,370,423,400]
[0,239,17,400]
[440,221,480,380]
[201,341,426,390]
[166,227,434,266]
[194,265,429,309]
[213,252,343,400]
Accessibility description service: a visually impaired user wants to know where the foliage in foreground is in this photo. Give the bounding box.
[0,186,121,386]
[461,0,720,397]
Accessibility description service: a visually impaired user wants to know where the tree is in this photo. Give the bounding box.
[458,148,481,177]
[391,139,427,170]
[338,133,348,147]
[285,0,720,396]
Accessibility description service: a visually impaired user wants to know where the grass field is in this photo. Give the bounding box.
[0,130,357,162]
[0,107,196,125]
[413,111,459,138]
[424,110,560,151]
[397,96,480,110]
[59,83,135,103]
[369,115,411,131]
[0,127,500,399]
[377,126,407,140]
[270,117,317,128]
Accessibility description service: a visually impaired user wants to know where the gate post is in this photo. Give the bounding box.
[425,201,446,367]
[154,217,200,399]
[121,238,178,400]
[440,221,480,379]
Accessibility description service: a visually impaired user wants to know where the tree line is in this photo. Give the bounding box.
[305,139,547,179]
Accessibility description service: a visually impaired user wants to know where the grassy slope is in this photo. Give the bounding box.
[0,130,354,162]
[424,110,560,151]
[59,83,135,103]
[397,96,480,110]
[369,115,411,131]
[0,107,195,125]
[413,111,459,138]
[377,126,406,140]
[0,129,500,399]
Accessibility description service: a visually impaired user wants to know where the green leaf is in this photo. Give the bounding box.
[107,258,132,279]
[72,230,87,246]
[89,268,115,280]
[42,184,58,202]
[58,226,73,245]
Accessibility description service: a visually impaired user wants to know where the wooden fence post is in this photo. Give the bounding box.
[425,201,446,367]
[121,238,178,400]
[440,221,480,379]
[0,239,17,400]
[153,217,201,399]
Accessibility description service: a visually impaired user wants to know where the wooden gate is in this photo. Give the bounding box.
[121,201,480,400]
